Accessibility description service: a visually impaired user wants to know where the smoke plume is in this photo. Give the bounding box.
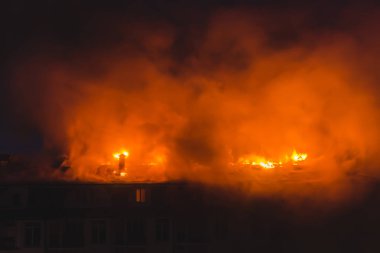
[7,3,380,204]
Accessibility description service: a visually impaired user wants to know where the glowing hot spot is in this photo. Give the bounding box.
[113,151,129,159]
[238,150,308,169]
[291,150,308,163]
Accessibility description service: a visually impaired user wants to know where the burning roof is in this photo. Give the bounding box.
[1,3,380,207]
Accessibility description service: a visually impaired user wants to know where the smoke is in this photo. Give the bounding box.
[7,3,380,203]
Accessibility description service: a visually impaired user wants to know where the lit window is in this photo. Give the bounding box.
[135,188,146,203]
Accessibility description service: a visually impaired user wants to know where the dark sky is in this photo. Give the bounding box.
[0,0,379,154]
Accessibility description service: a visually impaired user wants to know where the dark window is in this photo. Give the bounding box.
[24,222,41,248]
[176,222,186,243]
[0,237,15,250]
[115,220,124,245]
[0,221,16,250]
[126,219,146,245]
[63,220,84,247]
[12,194,20,206]
[176,221,207,243]
[48,220,84,248]
[188,222,207,243]
[156,219,170,242]
[48,221,62,248]
[213,221,228,240]
[115,218,146,245]
[91,220,106,244]
[136,188,146,203]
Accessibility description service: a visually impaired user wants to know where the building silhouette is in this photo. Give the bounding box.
[1,180,380,253]
[0,182,251,253]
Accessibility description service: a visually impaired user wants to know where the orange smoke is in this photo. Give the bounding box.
[8,6,380,204]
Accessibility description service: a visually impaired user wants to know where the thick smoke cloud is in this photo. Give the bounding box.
[6,2,380,204]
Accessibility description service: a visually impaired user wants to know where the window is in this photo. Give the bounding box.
[62,220,84,247]
[176,221,187,243]
[0,221,16,250]
[12,194,20,207]
[91,220,106,244]
[126,219,146,245]
[135,188,146,203]
[0,237,15,250]
[24,222,41,248]
[213,221,228,240]
[176,221,207,243]
[48,220,84,248]
[48,221,62,248]
[156,219,170,242]
[115,218,146,245]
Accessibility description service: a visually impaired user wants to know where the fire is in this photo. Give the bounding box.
[291,150,308,163]
[106,149,169,180]
[109,149,307,174]
[113,151,129,159]
[238,150,308,169]
[240,157,277,169]
[259,161,275,169]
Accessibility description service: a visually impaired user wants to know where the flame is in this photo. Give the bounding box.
[238,150,307,169]
[259,161,275,169]
[291,150,308,163]
[106,147,305,179]
[113,151,129,159]
[239,156,277,169]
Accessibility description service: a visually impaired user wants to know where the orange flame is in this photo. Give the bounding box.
[113,151,129,159]
[238,150,307,169]
[291,150,308,164]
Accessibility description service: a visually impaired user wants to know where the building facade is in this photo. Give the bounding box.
[0,182,248,253]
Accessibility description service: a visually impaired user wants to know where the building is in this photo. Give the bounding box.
[2,180,380,253]
[0,182,251,253]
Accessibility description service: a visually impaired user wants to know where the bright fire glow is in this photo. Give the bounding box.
[238,150,307,169]
[259,161,275,169]
[291,150,308,163]
[113,151,129,159]
[240,157,277,169]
